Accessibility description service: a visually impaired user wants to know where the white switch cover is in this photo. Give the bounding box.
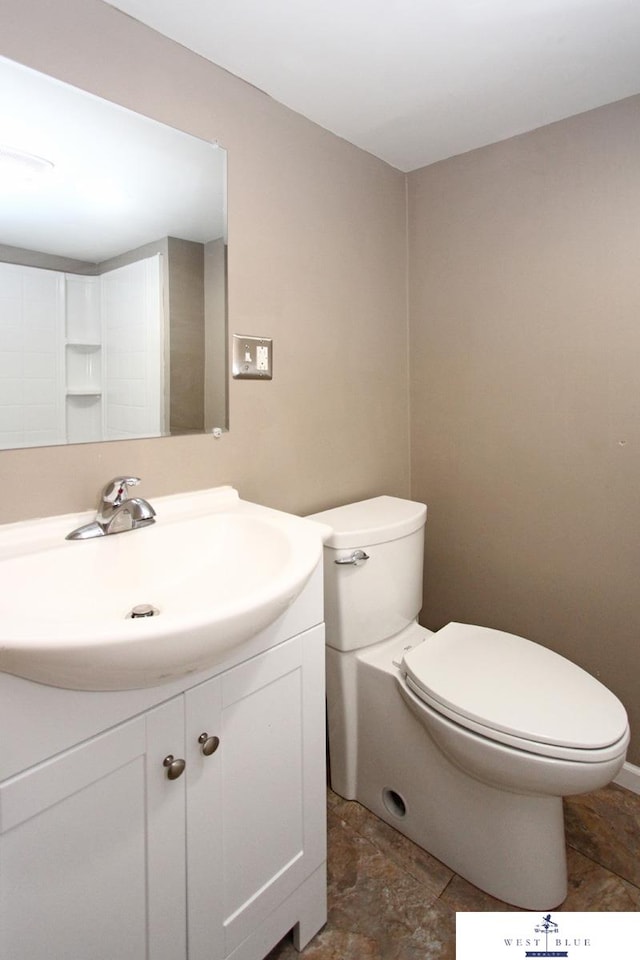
[232,335,273,379]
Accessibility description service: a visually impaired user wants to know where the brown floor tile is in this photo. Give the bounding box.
[564,784,640,887]
[560,847,640,911]
[326,809,452,958]
[326,790,372,835]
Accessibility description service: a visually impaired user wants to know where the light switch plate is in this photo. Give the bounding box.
[232,334,273,380]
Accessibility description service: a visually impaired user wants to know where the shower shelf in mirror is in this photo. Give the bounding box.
[66,394,102,444]
[65,343,102,396]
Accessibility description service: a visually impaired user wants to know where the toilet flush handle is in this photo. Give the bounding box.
[335,549,370,566]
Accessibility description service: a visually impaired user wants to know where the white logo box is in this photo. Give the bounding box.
[456,912,640,960]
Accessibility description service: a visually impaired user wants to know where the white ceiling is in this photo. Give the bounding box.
[103,0,640,171]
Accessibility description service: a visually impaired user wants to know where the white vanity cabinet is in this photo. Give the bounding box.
[0,625,327,960]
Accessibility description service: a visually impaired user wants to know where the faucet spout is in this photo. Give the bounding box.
[104,497,156,535]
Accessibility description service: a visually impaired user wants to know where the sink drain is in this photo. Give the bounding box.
[127,603,159,619]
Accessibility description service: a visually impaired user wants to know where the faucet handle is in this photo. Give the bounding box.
[101,476,141,506]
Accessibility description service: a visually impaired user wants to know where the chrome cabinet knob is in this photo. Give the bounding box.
[163,754,186,780]
[198,733,220,757]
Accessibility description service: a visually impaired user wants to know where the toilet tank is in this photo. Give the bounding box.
[308,496,427,652]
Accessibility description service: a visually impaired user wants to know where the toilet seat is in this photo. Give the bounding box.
[401,622,629,763]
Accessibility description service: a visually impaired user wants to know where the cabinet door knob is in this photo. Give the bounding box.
[163,754,186,780]
[198,733,220,757]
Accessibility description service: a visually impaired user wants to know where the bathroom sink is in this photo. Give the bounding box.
[0,486,328,691]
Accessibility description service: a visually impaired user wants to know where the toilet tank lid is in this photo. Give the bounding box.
[308,496,426,548]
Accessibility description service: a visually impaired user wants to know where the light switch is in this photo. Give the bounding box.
[232,334,273,379]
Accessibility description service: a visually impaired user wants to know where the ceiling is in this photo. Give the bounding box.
[102,0,640,171]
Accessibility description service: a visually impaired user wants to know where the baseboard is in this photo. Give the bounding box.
[614,761,640,795]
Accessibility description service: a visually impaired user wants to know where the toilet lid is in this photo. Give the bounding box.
[402,622,628,751]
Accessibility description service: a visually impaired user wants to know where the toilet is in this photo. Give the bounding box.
[309,495,629,910]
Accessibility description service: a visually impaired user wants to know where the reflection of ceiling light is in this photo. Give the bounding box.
[0,145,55,183]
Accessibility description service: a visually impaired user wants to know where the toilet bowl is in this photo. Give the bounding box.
[310,496,629,910]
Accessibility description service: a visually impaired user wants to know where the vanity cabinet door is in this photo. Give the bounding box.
[0,715,149,960]
[185,627,327,960]
[0,702,187,960]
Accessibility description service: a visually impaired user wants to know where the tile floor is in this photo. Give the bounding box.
[267,783,640,960]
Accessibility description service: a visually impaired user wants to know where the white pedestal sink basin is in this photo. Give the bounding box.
[0,486,330,691]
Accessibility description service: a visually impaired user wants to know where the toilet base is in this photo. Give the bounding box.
[352,755,567,910]
[326,631,569,910]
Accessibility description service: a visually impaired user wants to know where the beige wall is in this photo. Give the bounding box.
[409,97,640,763]
[0,0,409,522]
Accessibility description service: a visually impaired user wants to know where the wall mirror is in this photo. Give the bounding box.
[0,55,227,451]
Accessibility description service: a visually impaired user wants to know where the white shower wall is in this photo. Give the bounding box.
[0,256,164,449]
[0,262,65,449]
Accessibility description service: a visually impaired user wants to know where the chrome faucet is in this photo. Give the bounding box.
[66,476,156,540]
